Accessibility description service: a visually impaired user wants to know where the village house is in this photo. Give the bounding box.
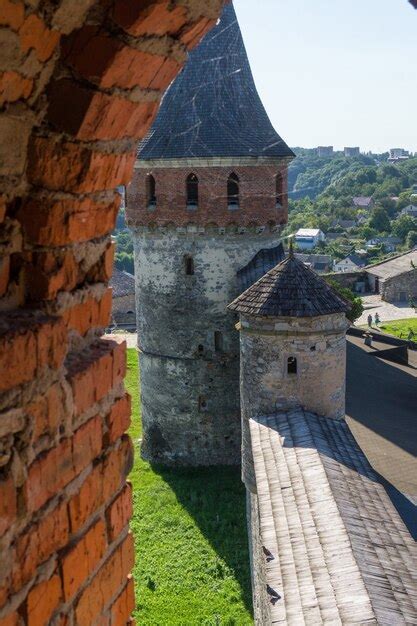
[353,196,374,210]
[333,253,367,273]
[295,253,332,273]
[400,204,417,218]
[366,236,402,252]
[109,269,136,330]
[295,228,325,250]
[365,249,417,301]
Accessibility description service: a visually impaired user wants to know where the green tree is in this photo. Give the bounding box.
[325,279,364,323]
[392,215,417,241]
[369,206,390,232]
[405,230,417,249]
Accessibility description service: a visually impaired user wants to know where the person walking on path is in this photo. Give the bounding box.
[374,312,380,327]
[367,314,373,327]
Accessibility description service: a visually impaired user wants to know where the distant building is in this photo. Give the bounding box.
[366,237,402,253]
[388,148,409,162]
[352,196,374,210]
[400,204,417,218]
[109,269,136,330]
[333,254,367,273]
[366,250,417,302]
[295,228,325,250]
[344,147,360,157]
[331,218,357,230]
[295,253,332,273]
[317,146,334,158]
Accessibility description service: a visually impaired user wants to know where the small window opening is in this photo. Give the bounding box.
[276,172,283,208]
[186,173,199,208]
[310,345,316,352]
[287,356,297,375]
[227,172,240,208]
[199,396,208,412]
[198,344,204,354]
[146,174,156,208]
[184,255,194,275]
[214,331,223,352]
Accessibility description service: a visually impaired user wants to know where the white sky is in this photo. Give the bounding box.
[234,0,417,153]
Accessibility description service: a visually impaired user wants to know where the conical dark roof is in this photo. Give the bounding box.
[138,2,294,161]
[228,253,351,317]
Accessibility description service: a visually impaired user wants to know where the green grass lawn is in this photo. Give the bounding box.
[125,348,253,626]
[378,317,417,339]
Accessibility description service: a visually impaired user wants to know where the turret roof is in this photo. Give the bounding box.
[228,252,350,317]
[138,2,294,161]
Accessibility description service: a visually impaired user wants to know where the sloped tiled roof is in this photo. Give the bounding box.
[250,410,417,624]
[237,243,285,293]
[138,2,294,161]
[229,253,350,317]
[110,269,135,298]
[365,250,417,279]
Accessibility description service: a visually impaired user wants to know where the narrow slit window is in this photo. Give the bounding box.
[198,396,208,412]
[276,172,283,207]
[227,172,240,208]
[146,174,156,208]
[287,356,297,375]
[186,173,199,207]
[214,331,223,352]
[185,255,194,276]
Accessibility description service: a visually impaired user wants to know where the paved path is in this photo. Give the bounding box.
[356,295,416,326]
[103,332,138,349]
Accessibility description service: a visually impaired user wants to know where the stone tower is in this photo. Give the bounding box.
[126,1,295,466]
[228,251,350,488]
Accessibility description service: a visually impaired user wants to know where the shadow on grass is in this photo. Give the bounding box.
[151,462,253,615]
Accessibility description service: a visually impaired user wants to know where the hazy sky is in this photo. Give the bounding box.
[234,0,417,153]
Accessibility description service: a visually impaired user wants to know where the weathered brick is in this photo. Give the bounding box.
[26,573,62,626]
[0,0,24,31]
[24,438,74,511]
[62,289,112,336]
[63,27,182,90]
[0,313,67,393]
[0,256,10,297]
[0,611,19,626]
[13,501,69,589]
[106,483,132,542]
[110,576,135,626]
[113,0,188,37]
[75,532,134,624]
[72,415,103,475]
[106,394,131,444]
[87,242,115,284]
[62,519,107,600]
[0,476,16,537]
[180,17,217,49]
[0,71,33,105]
[112,340,127,384]
[28,382,66,443]
[27,137,135,193]
[18,195,119,246]
[47,79,158,141]
[68,437,133,533]
[19,14,60,62]
[28,250,79,300]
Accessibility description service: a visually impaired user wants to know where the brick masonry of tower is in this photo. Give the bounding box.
[126,161,290,465]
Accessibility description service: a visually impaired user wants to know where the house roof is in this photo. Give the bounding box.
[353,196,373,207]
[250,410,417,624]
[110,269,135,298]
[138,2,294,162]
[339,253,366,267]
[365,250,417,279]
[228,253,350,317]
[295,228,322,237]
[237,243,285,293]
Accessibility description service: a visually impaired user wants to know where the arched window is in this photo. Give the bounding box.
[227,172,239,208]
[146,174,156,208]
[276,172,283,207]
[186,173,199,208]
[184,255,194,276]
[287,356,297,375]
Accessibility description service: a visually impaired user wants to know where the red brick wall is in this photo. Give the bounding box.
[0,1,224,625]
[127,164,288,228]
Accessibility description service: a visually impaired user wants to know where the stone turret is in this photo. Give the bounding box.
[126,1,294,466]
[228,250,350,488]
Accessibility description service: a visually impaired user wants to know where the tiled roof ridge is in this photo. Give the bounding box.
[229,253,350,317]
